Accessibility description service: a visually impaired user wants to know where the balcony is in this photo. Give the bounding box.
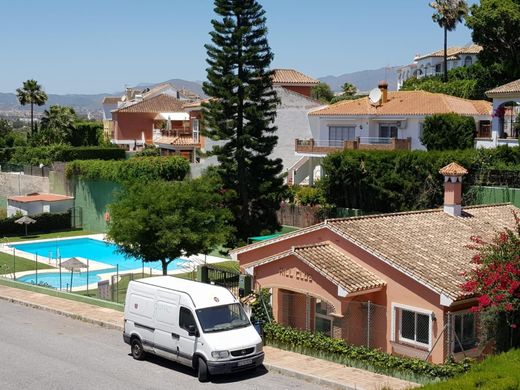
[295,137,412,155]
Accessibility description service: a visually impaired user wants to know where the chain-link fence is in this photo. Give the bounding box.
[275,290,386,349]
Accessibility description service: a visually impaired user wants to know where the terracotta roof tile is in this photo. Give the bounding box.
[415,44,482,60]
[326,204,518,300]
[309,91,491,116]
[439,162,468,176]
[154,135,199,146]
[486,79,520,96]
[102,96,120,105]
[8,193,74,203]
[272,69,319,85]
[293,242,386,294]
[115,94,185,113]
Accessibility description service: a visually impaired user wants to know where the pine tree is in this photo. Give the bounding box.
[203,0,284,247]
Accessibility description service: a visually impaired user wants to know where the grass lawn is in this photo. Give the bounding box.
[0,252,54,274]
[422,349,520,389]
[2,229,93,244]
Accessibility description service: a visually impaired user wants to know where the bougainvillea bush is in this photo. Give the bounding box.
[462,211,520,351]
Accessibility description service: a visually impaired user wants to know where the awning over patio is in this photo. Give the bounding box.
[155,112,189,121]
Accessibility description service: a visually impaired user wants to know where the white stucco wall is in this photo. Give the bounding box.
[272,87,325,171]
[7,199,73,217]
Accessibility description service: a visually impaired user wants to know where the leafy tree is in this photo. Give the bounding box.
[70,121,104,146]
[107,175,233,275]
[421,113,476,150]
[311,82,334,103]
[16,79,48,136]
[202,0,285,246]
[466,0,520,80]
[341,82,357,96]
[462,212,520,351]
[430,0,469,82]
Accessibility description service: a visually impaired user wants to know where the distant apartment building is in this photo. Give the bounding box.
[397,44,482,90]
[290,81,491,185]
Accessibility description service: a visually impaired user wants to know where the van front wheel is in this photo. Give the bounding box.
[131,338,145,360]
[197,357,209,382]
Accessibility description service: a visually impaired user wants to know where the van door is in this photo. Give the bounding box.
[153,290,181,360]
[177,306,199,365]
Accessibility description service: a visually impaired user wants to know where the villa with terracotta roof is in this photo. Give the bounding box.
[102,84,204,161]
[232,163,519,364]
[475,78,520,149]
[397,44,482,89]
[290,82,492,185]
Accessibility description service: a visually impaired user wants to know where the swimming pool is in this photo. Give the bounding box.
[10,237,188,272]
[18,269,114,290]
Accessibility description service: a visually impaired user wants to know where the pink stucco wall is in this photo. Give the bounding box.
[238,227,452,363]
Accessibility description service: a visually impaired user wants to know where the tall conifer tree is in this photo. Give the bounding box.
[203,0,284,247]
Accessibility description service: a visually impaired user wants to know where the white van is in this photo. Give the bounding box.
[123,276,264,382]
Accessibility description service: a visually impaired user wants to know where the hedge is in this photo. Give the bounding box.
[2,145,125,165]
[65,156,190,182]
[263,322,472,383]
[0,211,71,236]
[320,146,520,213]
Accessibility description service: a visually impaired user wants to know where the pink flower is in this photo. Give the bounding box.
[511,324,517,329]
[478,295,491,307]
[504,303,514,312]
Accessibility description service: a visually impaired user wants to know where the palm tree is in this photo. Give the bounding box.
[430,0,468,82]
[16,79,48,136]
[341,82,357,96]
[39,105,77,144]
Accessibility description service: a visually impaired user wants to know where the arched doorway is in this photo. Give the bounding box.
[494,101,519,139]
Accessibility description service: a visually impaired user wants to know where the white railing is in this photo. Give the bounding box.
[359,137,393,145]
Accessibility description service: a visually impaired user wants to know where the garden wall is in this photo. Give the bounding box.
[471,186,520,208]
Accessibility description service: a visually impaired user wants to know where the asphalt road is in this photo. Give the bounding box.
[0,300,323,390]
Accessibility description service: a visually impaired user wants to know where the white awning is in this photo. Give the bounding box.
[155,112,189,121]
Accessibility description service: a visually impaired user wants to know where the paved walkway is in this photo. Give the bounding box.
[0,285,417,390]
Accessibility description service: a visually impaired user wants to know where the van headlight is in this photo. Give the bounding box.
[256,342,263,352]
[211,350,230,359]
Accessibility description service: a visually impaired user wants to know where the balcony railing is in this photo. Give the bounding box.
[295,137,412,154]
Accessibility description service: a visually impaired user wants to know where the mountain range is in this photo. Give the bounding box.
[0,67,400,120]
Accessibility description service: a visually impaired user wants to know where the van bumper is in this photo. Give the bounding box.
[206,352,264,375]
[123,333,130,345]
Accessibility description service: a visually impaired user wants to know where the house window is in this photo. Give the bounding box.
[328,126,356,147]
[315,300,334,337]
[435,64,442,73]
[453,312,477,352]
[478,120,491,138]
[192,118,200,143]
[398,309,430,347]
[464,56,473,67]
[379,124,398,139]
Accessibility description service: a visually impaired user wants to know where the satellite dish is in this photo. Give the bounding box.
[369,88,382,106]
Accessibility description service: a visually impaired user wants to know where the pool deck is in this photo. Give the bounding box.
[0,234,231,291]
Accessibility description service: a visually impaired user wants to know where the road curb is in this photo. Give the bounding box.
[0,295,124,332]
[263,362,355,390]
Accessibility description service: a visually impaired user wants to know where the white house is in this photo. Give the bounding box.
[290,82,492,185]
[397,45,482,90]
[7,193,74,217]
[475,79,520,149]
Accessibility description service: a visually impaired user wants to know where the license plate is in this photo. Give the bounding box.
[237,359,253,367]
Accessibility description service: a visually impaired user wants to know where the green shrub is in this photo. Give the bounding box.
[421,113,476,151]
[320,147,520,213]
[294,185,325,206]
[66,156,190,183]
[264,322,471,382]
[6,145,125,165]
[0,211,71,236]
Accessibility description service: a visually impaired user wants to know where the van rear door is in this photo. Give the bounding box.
[153,289,181,360]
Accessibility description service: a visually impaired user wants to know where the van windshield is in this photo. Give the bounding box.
[195,303,250,333]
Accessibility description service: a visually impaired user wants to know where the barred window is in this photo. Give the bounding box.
[453,312,477,352]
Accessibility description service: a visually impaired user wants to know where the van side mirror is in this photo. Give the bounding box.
[188,324,199,337]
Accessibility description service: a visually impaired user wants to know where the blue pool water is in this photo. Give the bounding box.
[18,269,114,289]
[11,238,188,272]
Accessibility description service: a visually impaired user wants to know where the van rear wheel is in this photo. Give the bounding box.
[197,357,209,382]
[131,338,145,360]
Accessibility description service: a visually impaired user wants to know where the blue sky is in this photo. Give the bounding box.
[2,0,479,94]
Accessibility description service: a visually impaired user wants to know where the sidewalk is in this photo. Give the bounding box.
[0,285,417,390]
